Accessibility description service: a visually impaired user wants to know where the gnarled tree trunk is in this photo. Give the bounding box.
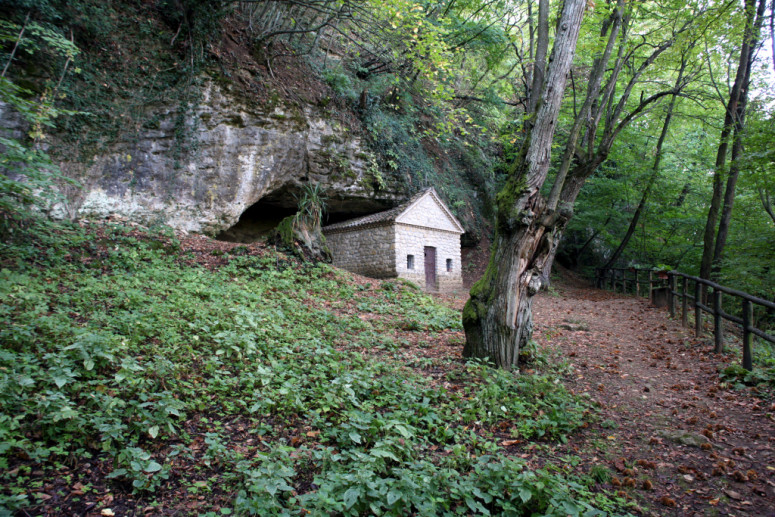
[462,0,585,369]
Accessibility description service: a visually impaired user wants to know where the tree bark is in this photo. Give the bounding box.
[527,0,549,115]
[463,0,586,369]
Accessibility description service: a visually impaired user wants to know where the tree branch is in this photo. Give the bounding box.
[760,188,775,223]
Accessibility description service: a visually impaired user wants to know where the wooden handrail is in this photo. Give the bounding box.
[595,267,775,371]
[668,271,775,310]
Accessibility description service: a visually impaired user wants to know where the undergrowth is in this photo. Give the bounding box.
[0,215,630,516]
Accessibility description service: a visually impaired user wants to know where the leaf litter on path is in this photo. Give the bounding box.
[530,281,775,516]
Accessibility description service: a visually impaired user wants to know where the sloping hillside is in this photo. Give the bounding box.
[0,217,620,515]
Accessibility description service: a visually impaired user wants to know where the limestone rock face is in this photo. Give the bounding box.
[48,81,403,234]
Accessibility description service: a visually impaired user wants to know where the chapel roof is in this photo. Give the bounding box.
[321,188,464,233]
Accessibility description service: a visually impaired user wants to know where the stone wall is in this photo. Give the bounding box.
[324,224,396,278]
[394,223,462,293]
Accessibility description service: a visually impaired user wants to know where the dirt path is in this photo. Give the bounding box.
[531,282,775,516]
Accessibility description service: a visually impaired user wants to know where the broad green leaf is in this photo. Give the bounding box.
[145,460,162,473]
[343,487,360,509]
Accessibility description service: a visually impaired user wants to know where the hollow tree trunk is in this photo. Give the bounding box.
[462,199,555,367]
[463,0,586,369]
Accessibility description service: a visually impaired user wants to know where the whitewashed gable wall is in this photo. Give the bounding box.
[395,194,460,233]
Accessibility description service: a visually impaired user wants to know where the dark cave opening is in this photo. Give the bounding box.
[215,200,297,243]
[216,185,396,243]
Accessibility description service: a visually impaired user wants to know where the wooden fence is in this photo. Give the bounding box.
[595,268,775,371]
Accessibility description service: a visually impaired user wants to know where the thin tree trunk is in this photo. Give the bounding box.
[712,0,767,276]
[463,0,586,369]
[1,12,30,79]
[771,0,774,71]
[527,0,534,86]
[527,0,549,114]
[601,56,686,269]
[674,181,691,207]
[700,0,762,281]
[575,213,613,263]
[760,189,775,223]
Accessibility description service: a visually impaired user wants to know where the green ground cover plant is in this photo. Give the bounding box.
[0,214,630,515]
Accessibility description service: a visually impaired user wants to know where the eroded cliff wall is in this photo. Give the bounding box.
[40,80,402,235]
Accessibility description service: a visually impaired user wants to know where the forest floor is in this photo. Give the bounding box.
[4,224,774,516]
[175,235,775,516]
[441,270,775,516]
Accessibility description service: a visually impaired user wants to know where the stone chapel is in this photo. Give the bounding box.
[322,188,464,292]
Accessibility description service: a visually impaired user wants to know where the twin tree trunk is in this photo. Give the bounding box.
[700,0,766,282]
[462,0,585,369]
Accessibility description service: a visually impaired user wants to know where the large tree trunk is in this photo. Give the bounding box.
[462,0,586,369]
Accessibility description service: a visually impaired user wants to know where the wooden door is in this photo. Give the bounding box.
[424,246,437,290]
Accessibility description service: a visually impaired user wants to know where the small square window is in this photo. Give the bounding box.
[407,255,415,270]
[446,259,453,272]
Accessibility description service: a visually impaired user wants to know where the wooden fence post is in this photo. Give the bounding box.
[742,299,753,371]
[623,271,628,294]
[668,273,676,318]
[648,271,654,303]
[713,289,723,353]
[635,270,640,297]
[681,276,688,327]
[694,280,702,336]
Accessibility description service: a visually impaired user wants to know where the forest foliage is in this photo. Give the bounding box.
[2,0,771,304]
[1,0,775,512]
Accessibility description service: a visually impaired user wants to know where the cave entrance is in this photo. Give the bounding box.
[217,186,394,243]
[216,200,296,243]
